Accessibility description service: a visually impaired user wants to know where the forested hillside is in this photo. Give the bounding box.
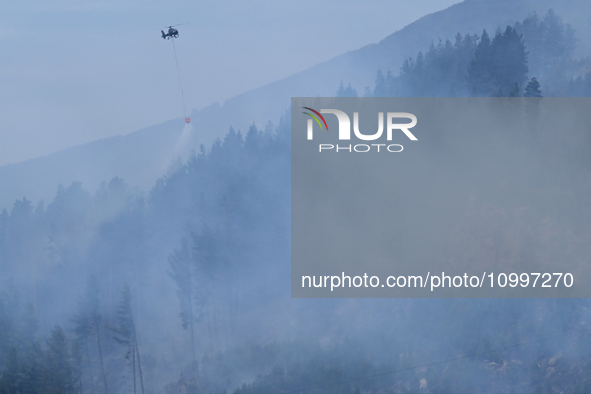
[367,10,588,98]
[2,7,591,394]
[3,0,591,211]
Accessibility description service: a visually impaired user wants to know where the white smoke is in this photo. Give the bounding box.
[161,121,195,178]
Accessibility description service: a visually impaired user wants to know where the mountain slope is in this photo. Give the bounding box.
[1,0,589,210]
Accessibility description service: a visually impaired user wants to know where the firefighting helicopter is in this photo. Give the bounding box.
[161,23,191,123]
[161,23,188,40]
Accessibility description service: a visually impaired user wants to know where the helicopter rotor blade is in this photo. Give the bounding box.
[162,22,190,28]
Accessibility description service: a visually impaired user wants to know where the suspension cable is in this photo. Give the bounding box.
[171,37,187,119]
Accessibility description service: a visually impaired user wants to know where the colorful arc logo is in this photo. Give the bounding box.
[302,107,329,131]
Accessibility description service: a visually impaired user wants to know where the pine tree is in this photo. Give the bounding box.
[336,81,345,96]
[336,82,358,97]
[71,274,109,394]
[524,77,542,97]
[524,77,542,139]
[469,27,528,96]
[373,69,387,97]
[493,26,528,95]
[515,9,576,80]
[71,338,85,394]
[542,9,573,62]
[192,227,221,352]
[44,326,76,394]
[0,282,38,371]
[0,348,23,393]
[509,83,521,97]
[109,284,144,394]
[168,238,197,363]
[21,342,44,393]
[467,30,492,96]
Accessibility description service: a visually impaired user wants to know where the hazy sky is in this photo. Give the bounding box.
[1,0,460,166]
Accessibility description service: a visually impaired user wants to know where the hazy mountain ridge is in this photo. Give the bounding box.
[0,118,185,211]
[1,0,589,211]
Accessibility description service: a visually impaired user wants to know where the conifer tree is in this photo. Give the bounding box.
[44,326,76,394]
[467,30,492,96]
[21,342,44,393]
[524,77,542,139]
[168,238,197,363]
[509,83,521,97]
[0,348,22,393]
[373,69,387,97]
[524,77,542,97]
[71,275,109,394]
[109,284,144,394]
[336,81,358,97]
[469,27,528,96]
